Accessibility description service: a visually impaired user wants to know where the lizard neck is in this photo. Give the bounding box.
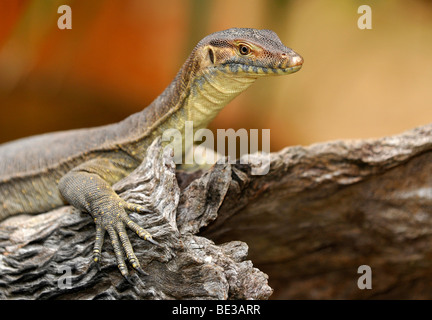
[120,54,256,159]
[184,67,256,130]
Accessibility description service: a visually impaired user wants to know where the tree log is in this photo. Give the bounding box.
[1,123,432,299]
[0,139,271,300]
[202,123,432,299]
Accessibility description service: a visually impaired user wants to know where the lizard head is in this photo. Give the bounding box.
[195,28,303,78]
[164,28,303,129]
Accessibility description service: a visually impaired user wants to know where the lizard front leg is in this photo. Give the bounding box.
[58,156,156,280]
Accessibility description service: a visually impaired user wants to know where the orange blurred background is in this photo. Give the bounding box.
[0,0,432,152]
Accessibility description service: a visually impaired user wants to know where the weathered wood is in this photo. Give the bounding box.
[0,139,271,300]
[202,123,432,299]
[1,123,432,299]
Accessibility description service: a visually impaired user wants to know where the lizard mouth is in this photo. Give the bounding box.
[277,65,302,74]
[221,63,302,76]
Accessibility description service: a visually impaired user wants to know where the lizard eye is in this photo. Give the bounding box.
[239,45,251,55]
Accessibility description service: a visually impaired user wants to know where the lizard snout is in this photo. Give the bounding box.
[281,51,303,69]
[288,53,303,68]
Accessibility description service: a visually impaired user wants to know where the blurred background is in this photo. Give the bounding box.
[1,0,432,151]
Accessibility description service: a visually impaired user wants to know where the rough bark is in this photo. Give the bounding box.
[1,123,432,299]
[0,139,271,300]
[202,123,432,299]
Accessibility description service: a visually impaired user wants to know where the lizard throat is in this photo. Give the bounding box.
[185,68,256,130]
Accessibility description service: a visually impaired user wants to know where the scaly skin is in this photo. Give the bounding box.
[0,28,303,279]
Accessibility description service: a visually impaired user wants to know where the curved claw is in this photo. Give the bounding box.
[136,267,149,276]
[94,260,101,272]
[124,275,135,285]
[146,237,161,247]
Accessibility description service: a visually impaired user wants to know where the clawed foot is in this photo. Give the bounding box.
[91,200,160,281]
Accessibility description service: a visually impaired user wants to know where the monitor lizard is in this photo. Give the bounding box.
[0,28,303,280]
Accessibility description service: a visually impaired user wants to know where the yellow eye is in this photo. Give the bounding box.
[239,44,251,55]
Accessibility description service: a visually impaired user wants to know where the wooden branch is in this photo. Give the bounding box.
[201,123,432,299]
[0,138,271,300]
[1,123,432,299]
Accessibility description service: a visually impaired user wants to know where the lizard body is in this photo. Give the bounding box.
[0,28,303,278]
